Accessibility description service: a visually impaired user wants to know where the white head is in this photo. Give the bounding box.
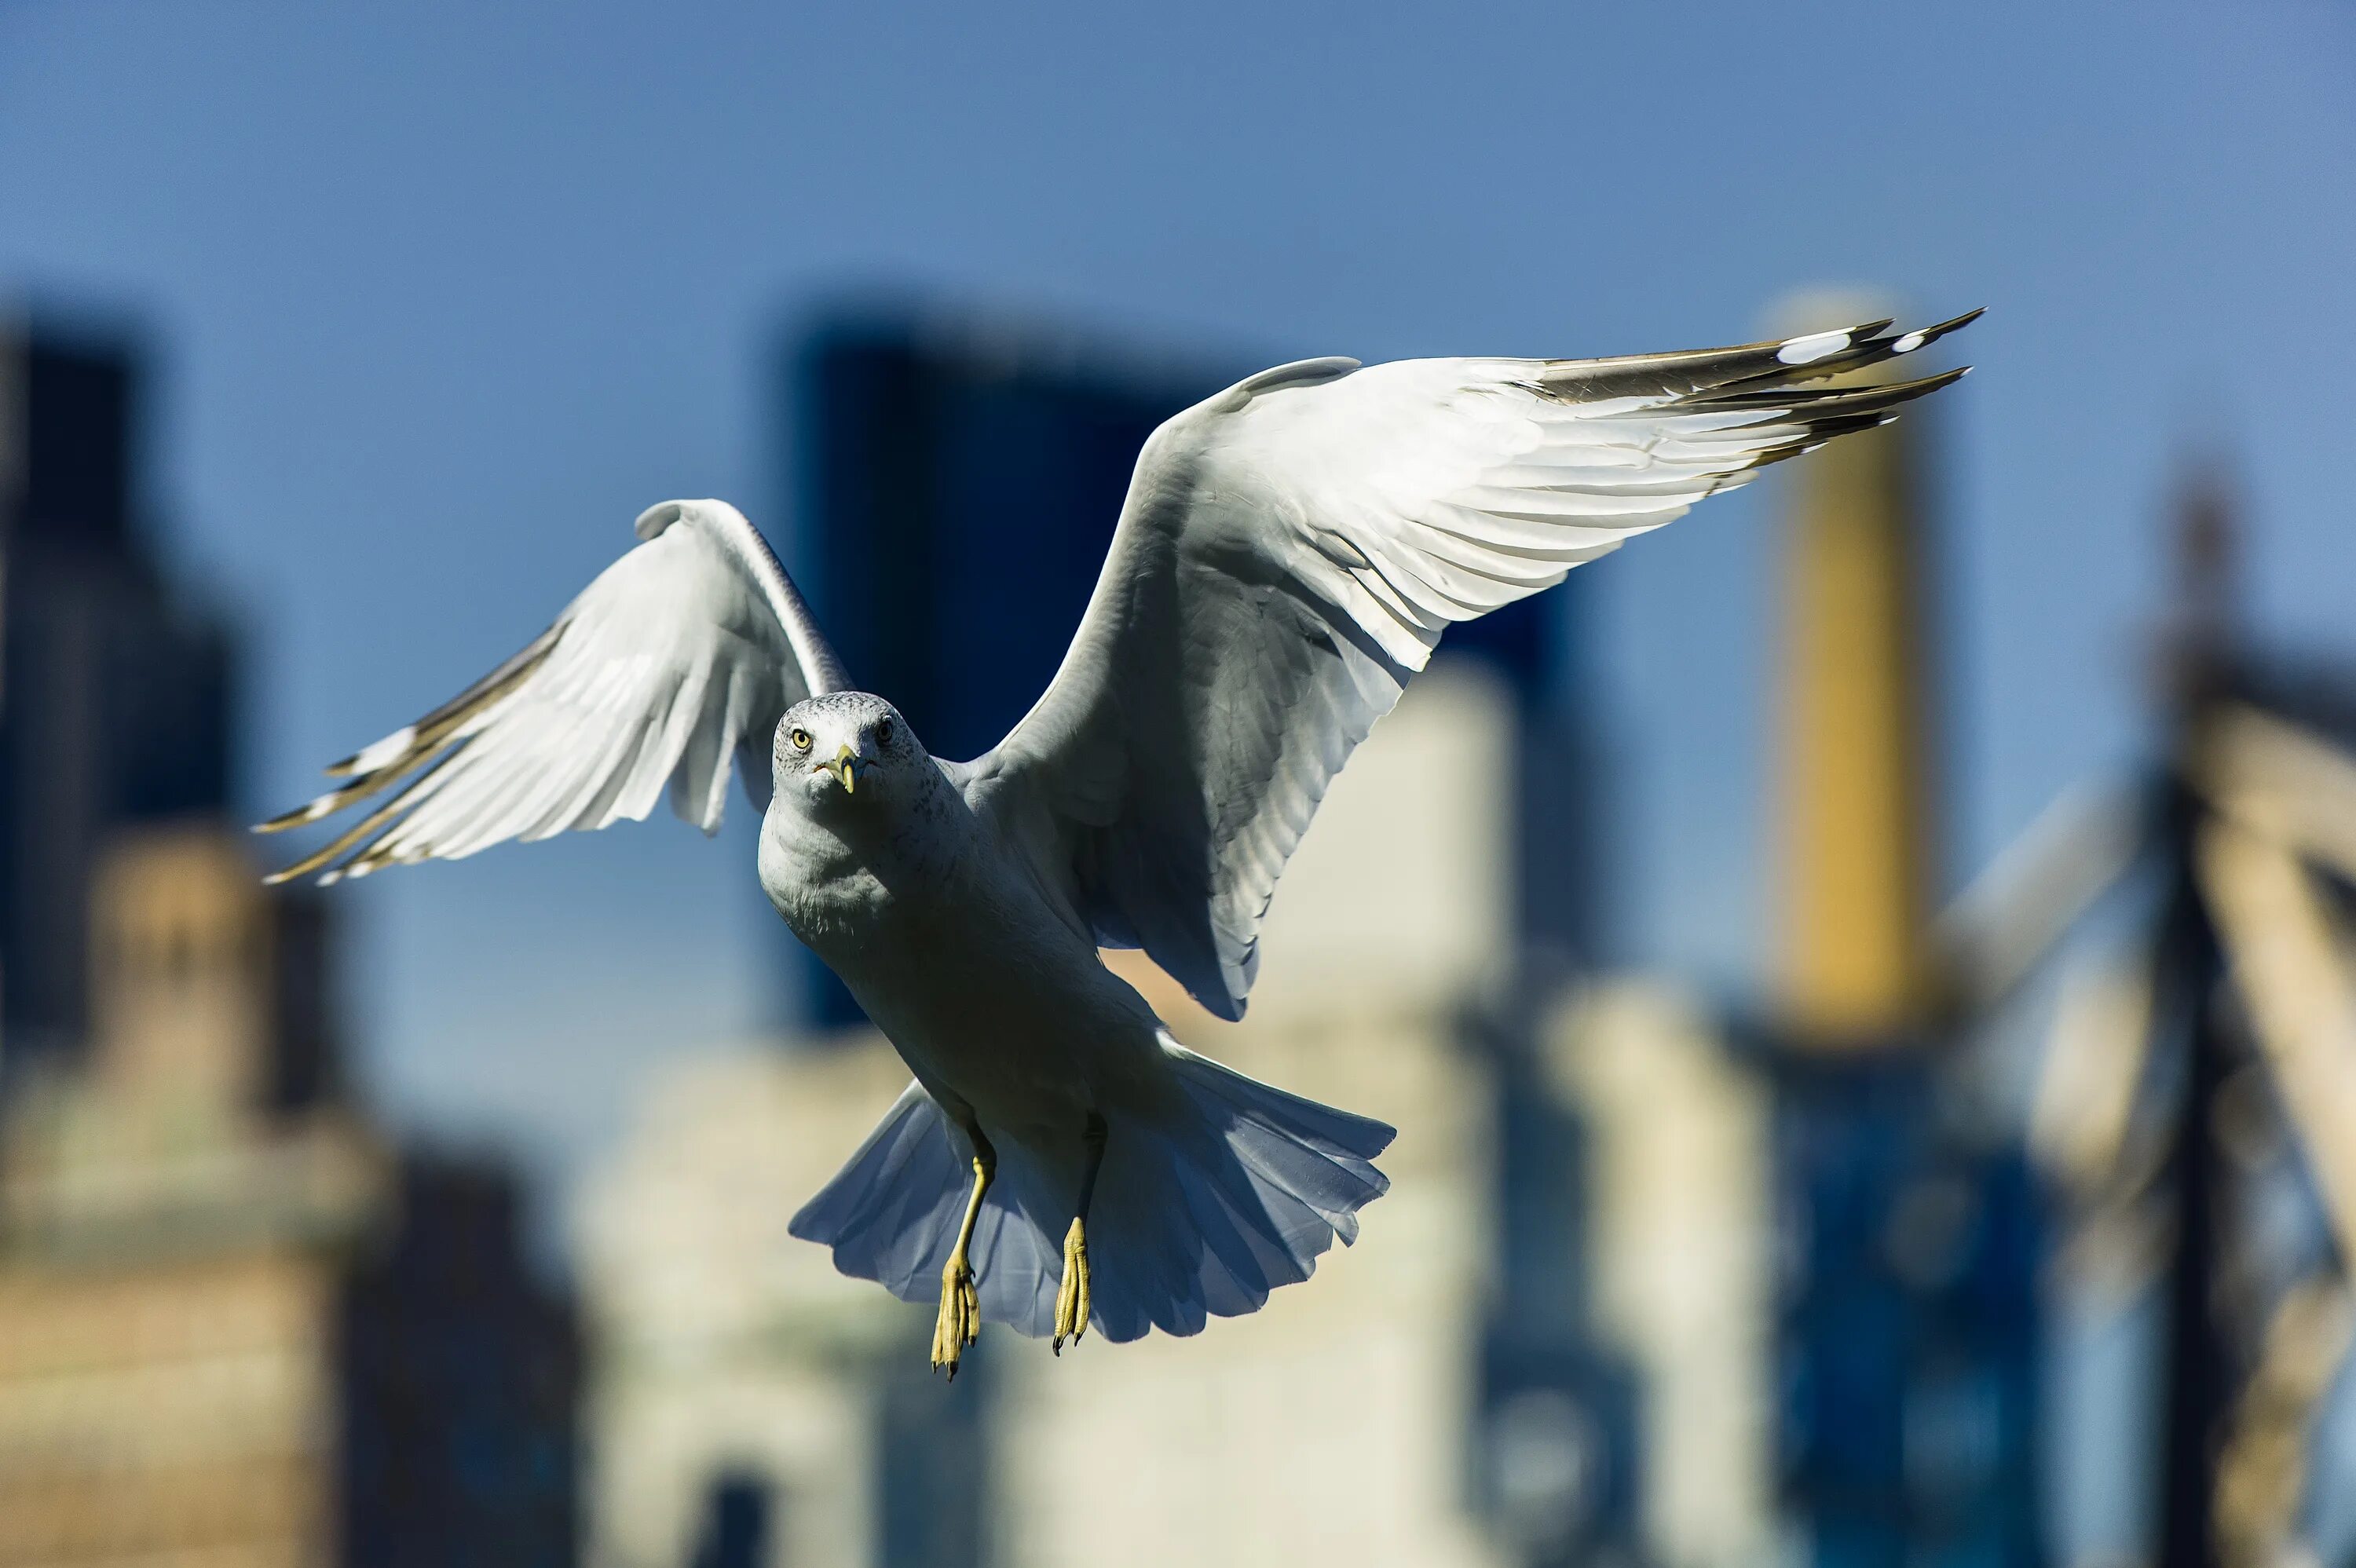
[768,691,932,825]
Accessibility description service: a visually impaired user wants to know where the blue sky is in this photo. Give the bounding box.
[5,1,2354,1200]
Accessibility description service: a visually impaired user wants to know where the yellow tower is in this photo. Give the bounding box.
[1773,291,1940,1044]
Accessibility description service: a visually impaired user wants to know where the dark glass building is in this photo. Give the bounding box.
[0,326,237,1084]
[338,1155,582,1568]
[1765,1041,2043,1568]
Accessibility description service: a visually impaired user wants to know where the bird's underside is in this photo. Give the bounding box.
[261,308,1980,1374]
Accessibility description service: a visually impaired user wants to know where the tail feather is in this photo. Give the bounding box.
[968,1175,1061,1338]
[788,1081,968,1300]
[788,1045,1396,1347]
[1167,1046,1393,1183]
[1089,1117,1213,1341]
[1172,1157,1281,1310]
[789,1081,1070,1339]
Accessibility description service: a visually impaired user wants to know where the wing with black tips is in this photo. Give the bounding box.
[968,311,1980,1020]
[259,499,845,884]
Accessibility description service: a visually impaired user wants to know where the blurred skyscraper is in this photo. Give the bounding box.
[0,323,578,1567]
[1542,294,2042,1568]
[1758,294,2039,1568]
[0,324,237,1084]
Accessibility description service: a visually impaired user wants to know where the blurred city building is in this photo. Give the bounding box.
[1751,294,2040,1568]
[1537,983,1778,1568]
[1534,295,2041,1568]
[0,825,578,1568]
[0,323,237,1087]
[0,326,577,1568]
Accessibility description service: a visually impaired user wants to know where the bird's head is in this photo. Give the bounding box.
[772,692,927,817]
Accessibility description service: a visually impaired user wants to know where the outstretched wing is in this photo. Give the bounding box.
[260,499,846,884]
[965,311,1979,1020]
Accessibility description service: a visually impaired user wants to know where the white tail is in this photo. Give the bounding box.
[788,1040,1395,1343]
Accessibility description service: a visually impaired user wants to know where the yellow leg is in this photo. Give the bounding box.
[1053,1113,1107,1354]
[1052,1216,1091,1351]
[931,1149,993,1380]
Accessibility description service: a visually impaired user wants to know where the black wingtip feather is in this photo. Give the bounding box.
[1533,309,1978,405]
[1721,364,1970,477]
[1685,364,1964,415]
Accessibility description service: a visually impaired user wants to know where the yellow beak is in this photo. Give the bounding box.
[834,744,858,795]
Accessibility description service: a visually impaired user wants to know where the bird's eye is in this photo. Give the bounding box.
[789,727,812,751]
[876,720,894,747]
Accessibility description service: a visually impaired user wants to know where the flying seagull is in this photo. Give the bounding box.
[263,309,1978,1375]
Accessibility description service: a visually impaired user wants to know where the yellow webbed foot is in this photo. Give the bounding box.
[932,1248,979,1379]
[1052,1215,1091,1353]
[930,1148,993,1380]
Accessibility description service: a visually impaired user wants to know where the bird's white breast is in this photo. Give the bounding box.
[758,783,1170,1131]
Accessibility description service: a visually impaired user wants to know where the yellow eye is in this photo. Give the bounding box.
[789,728,812,751]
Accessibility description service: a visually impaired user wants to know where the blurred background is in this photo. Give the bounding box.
[4,3,2356,1565]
